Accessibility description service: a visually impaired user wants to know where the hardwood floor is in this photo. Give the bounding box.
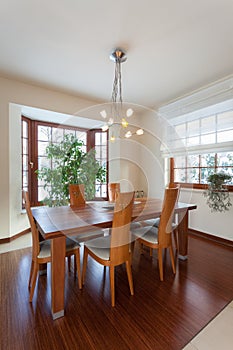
[0,233,232,350]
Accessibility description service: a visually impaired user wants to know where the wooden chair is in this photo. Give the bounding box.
[22,191,82,302]
[108,182,120,202]
[138,183,180,250]
[132,187,179,281]
[68,184,106,244]
[82,191,135,306]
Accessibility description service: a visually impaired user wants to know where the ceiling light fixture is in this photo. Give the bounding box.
[101,48,144,141]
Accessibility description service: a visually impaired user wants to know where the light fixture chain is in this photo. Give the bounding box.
[101,48,144,140]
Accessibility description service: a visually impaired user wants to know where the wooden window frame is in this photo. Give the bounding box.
[21,116,108,206]
[170,157,233,192]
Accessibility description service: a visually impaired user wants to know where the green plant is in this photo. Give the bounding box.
[203,172,232,212]
[207,172,232,189]
[36,134,106,206]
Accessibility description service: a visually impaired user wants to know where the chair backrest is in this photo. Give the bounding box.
[158,188,179,248]
[110,191,135,265]
[108,183,120,202]
[22,191,40,259]
[69,183,86,207]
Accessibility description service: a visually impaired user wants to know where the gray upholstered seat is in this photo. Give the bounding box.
[139,218,160,227]
[133,226,159,244]
[38,238,80,259]
[85,235,111,260]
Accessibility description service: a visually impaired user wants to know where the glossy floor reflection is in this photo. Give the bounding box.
[1,233,232,349]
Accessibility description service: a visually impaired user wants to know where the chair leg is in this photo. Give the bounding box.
[169,245,176,274]
[125,260,134,296]
[150,248,153,256]
[109,265,115,307]
[130,241,135,263]
[75,250,82,289]
[67,256,71,272]
[82,248,88,285]
[29,262,38,302]
[158,248,164,281]
[28,260,34,289]
[173,228,178,251]
[73,254,77,275]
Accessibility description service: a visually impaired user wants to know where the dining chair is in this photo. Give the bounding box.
[68,184,106,244]
[22,191,82,302]
[132,187,179,281]
[138,183,180,250]
[108,182,140,230]
[108,182,120,202]
[82,191,135,307]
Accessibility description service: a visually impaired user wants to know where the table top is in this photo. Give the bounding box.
[32,198,197,239]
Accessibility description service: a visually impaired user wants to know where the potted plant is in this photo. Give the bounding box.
[203,172,232,212]
[36,134,106,206]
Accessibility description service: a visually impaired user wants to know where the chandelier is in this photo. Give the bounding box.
[101,48,144,141]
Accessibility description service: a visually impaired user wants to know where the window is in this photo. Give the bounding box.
[171,152,233,189]
[159,77,233,191]
[22,117,108,206]
[93,130,108,198]
[22,117,30,196]
[169,109,233,189]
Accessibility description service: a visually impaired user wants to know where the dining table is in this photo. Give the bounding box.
[31,197,197,320]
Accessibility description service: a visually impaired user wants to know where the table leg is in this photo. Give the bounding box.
[51,236,66,319]
[177,211,188,260]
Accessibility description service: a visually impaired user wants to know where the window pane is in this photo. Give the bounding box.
[217,152,233,166]
[102,132,107,144]
[22,172,28,187]
[95,132,101,145]
[22,121,28,137]
[187,136,199,146]
[64,129,75,137]
[95,145,101,159]
[38,186,49,202]
[217,111,233,131]
[75,130,87,144]
[38,126,51,141]
[52,128,63,143]
[22,139,28,155]
[174,156,186,168]
[187,120,200,137]
[187,155,199,167]
[217,130,233,143]
[101,146,107,159]
[23,155,28,171]
[38,156,51,169]
[174,169,186,182]
[201,133,216,144]
[175,124,186,138]
[187,168,199,183]
[38,141,49,156]
[201,115,216,133]
[201,154,215,167]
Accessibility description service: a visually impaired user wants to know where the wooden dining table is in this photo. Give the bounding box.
[32,198,197,320]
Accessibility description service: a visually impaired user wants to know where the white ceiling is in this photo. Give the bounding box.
[1,0,233,110]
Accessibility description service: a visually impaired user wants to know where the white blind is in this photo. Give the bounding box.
[159,77,233,157]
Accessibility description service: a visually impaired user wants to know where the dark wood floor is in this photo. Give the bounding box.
[0,233,233,350]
